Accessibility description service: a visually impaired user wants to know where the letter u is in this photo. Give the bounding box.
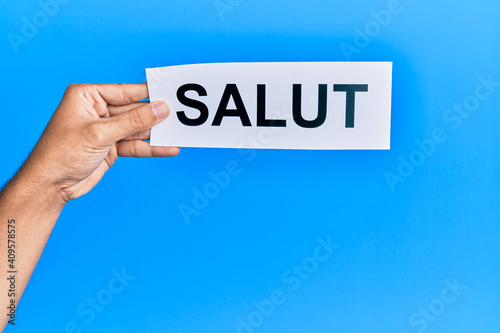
[292,84,327,128]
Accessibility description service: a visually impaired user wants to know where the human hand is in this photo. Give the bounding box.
[20,82,180,204]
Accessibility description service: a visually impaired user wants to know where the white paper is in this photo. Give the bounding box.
[146,62,392,150]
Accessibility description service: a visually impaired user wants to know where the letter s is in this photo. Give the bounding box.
[282,270,301,291]
[177,84,209,126]
[76,303,95,324]
[442,108,462,130]
[409,312,427,333]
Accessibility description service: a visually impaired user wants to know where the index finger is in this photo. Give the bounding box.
[94,82,149,106]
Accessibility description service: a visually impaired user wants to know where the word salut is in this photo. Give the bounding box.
[147,62,392,149]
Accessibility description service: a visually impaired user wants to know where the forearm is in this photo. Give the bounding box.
[0,82,176,329]
[0,164,66,328]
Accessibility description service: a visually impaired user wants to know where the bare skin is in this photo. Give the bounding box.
[0,82,179,328]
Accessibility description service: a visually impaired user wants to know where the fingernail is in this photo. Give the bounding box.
[152,101,170,120]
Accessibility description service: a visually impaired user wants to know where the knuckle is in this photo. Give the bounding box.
[65,83,93,97]
[80,83,93,91]
[119,83,133,103]
[128,110,148,131]
[65,83,81,95]
[129,142,138,157]
[86,122,105,143]
[131,132,142,140]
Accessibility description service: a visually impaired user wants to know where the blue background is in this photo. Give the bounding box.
[1,0,499,332]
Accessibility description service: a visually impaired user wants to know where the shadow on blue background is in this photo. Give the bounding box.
[1,0,499,332]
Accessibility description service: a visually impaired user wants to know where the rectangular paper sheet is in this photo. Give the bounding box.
[146,62,392,150]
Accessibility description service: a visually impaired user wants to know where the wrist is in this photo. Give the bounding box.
[7,162,68,214]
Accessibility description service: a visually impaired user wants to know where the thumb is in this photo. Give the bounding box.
[106,101,170,141]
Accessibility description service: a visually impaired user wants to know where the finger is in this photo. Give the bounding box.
[117,140,181,158]
[108,102,148,117]
[122,129,151,141]
[95,82,149,106]
[106,101,170,142]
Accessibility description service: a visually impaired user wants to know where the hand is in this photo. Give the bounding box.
[0,82,180,330]
[21,82,180,203]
